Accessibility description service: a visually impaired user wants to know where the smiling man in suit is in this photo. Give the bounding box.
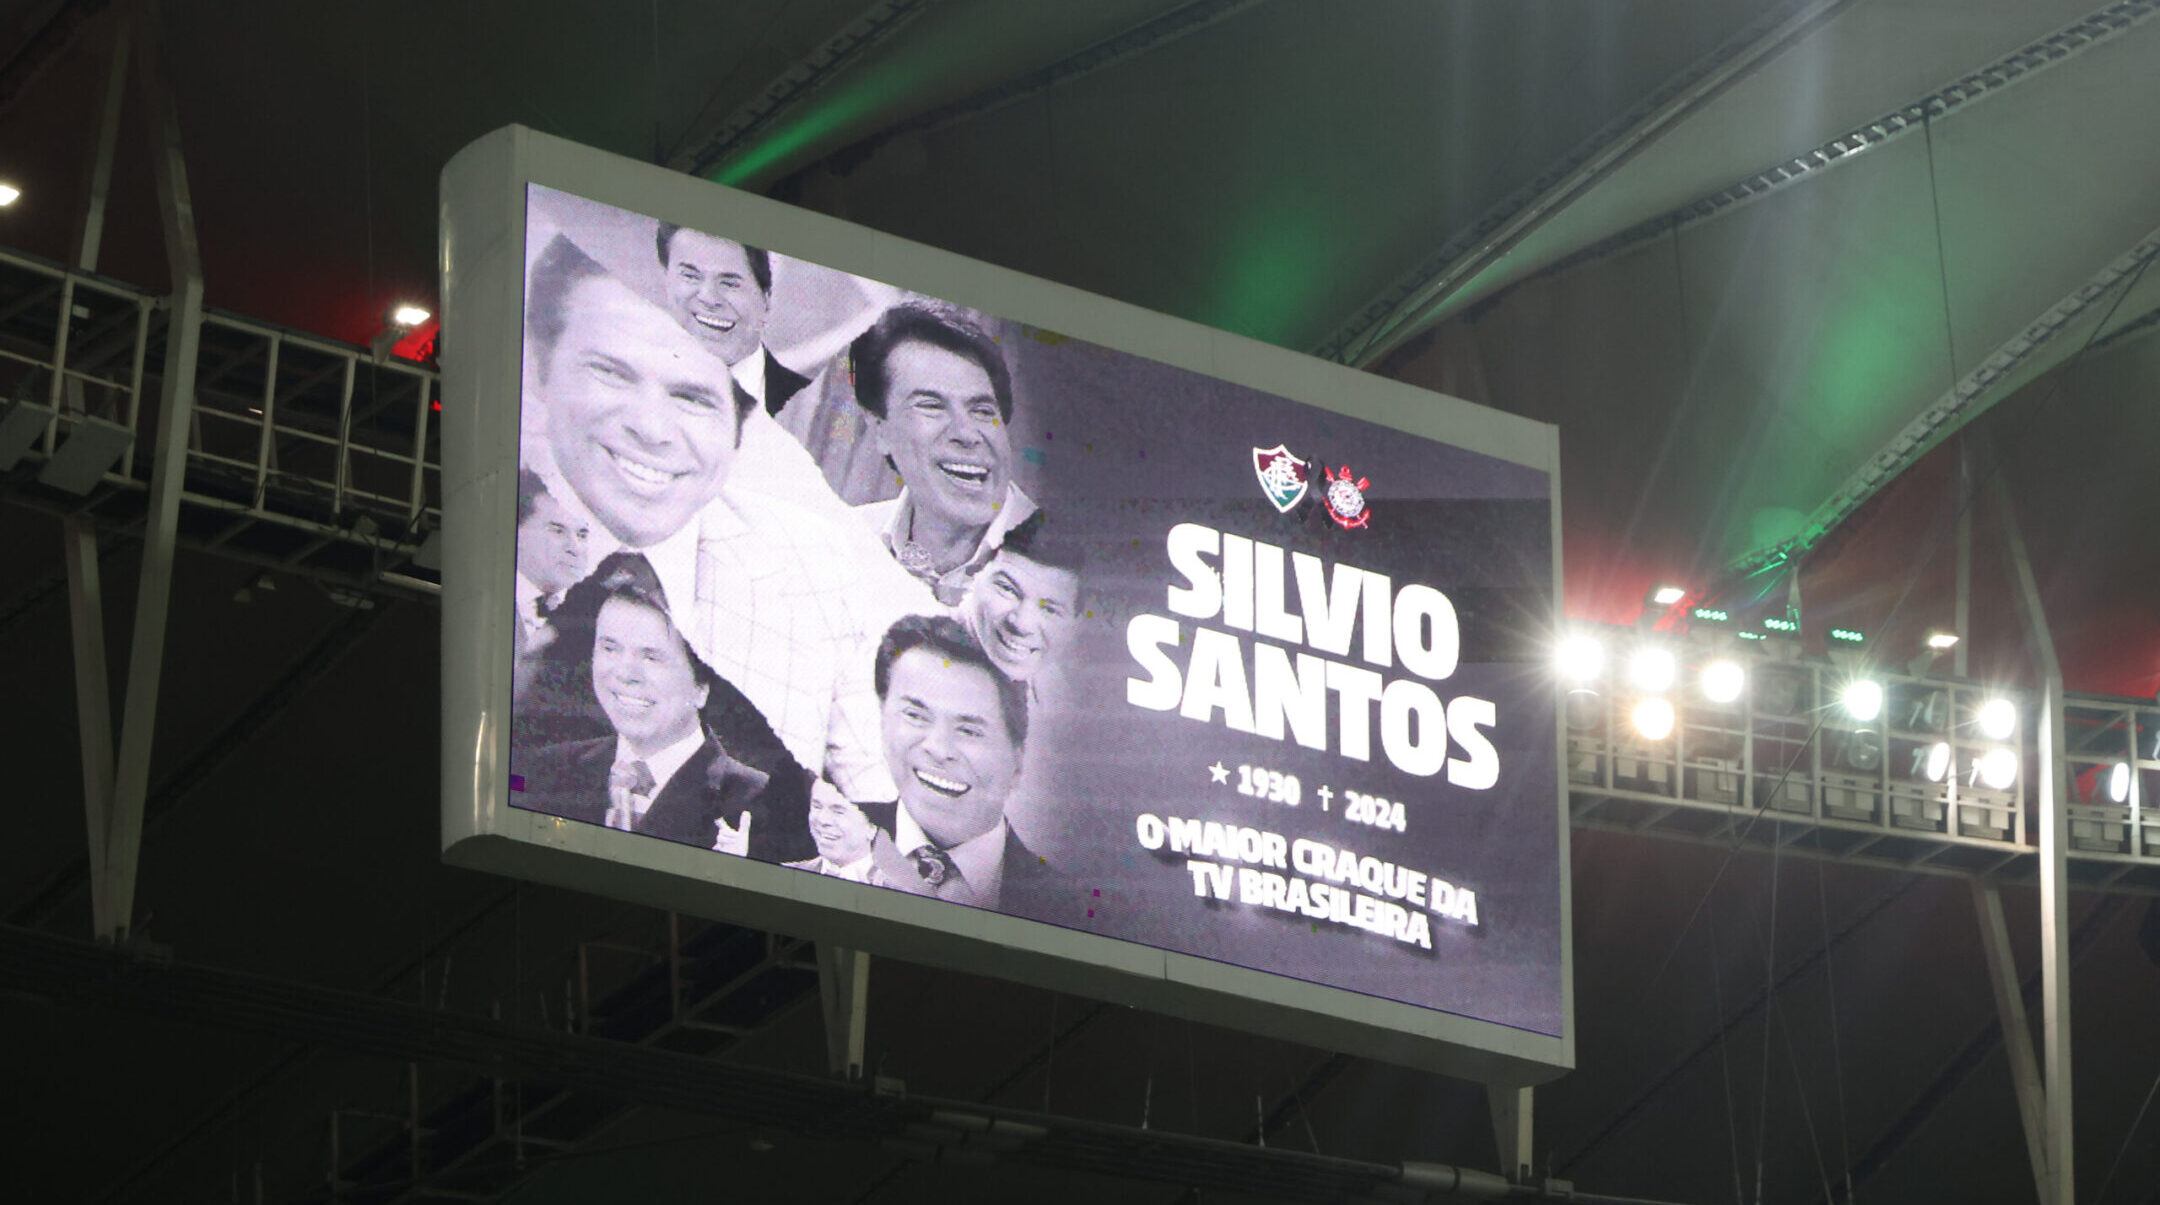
[515,564,798,858]
[858,614,1065,918]
[520,233,930,804]
[850,304,1037,606]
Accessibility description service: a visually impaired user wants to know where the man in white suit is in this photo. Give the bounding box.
[521,234,931,801]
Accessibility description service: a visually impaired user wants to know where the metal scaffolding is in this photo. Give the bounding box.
[1566,646,2160,894]
[0,242,443,602]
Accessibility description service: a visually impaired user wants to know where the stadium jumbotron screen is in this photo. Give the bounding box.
[440,127,1571,1081]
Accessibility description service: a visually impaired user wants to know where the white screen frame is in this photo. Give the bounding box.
[439,125,1572,1084]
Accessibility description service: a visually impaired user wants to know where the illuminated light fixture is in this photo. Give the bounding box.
[1557,635,1604,685]
[1841,680,1884,723]
[2107,762,2131,804]
[1763,616,1799,634]
[1700,660,1745,704]
[1690,605,1729,624]
[1976,697,2018,741]
[1650,585,1686,606]
[1977,747,2018,791]
[1736,630,1768,642]
[371,304,434,362]
[1829,627,1866,645]
[1915,741,1952,782]
[0,183,19,206]
[1925,630,1960,651]
[1630,697,1676,741]
[1627,646,1677,693]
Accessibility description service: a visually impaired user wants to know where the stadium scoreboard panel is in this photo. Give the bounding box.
[439,126,1571,1082]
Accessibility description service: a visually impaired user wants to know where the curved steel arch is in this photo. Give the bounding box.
[1524,0,2160,300]
[1734,227,2160,578]
[1313,0,1853,368]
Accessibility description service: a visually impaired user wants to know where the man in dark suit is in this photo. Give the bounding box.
[513,561,813,863]
[654,222,809,415]
[859,614,1068,919]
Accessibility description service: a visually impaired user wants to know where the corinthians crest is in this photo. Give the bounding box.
[1322,464,1371,529]
[1252,444,1310,513]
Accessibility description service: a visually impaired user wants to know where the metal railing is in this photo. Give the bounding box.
[1,243,441,594]
[1565,636,2160,892]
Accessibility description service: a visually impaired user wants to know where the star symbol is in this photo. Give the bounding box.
[1208,761,1230,784]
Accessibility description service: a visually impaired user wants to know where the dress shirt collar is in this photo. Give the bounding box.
[730,348,767,408]
[877,483,1038,606]
[824,851,875,883]
[530,462,702,620]
[613,724,705,816]
[892,801,1007,901]
[514,571,547,633]
[635,520,703,628]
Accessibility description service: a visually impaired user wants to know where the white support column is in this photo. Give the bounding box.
[1488,1084,1532,1183]
[817,945,870,1080]
[97,0,205,941]
[1972,881,2053,1205]
[1990,464,2073,1205]
[64,516,118,929]
[1954,443,1971,679]
[74,10,132,274]
[65,12,132,938]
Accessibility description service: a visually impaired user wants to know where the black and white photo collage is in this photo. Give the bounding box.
[508,184,1083,925]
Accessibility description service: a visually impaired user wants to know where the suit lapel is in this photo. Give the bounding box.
[636,743,719,845]
[764,348,810,415]
[554,739,616,827]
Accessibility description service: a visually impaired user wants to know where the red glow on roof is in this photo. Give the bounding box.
[390,315,439,363]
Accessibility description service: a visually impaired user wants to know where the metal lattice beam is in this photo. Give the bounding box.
[803,0,1269,177]
[1313,0,1854,368]
[1513,0,2160,295]
[0,925,1504,1205]
[667,0,939,180]
[1734,228,2160,578]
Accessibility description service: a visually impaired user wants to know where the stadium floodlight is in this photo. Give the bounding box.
[1841,730,1883,772]
[1915,741,1952,782]
[1976,697,2018,741]
[372,304,434,362]
[1557,635,1604,685]
[2107,762,2131,804]
[1700,660,1745,704]
[1627,646,1677,693]
[1925,630,1960,651]
[1630,698,1676,741]
[1829,627,1866,645]
[1763,615,1800,634]
[0,183,19,207]
[1977,747,2018,791]
[1841,680,1884,723]
[1650,585,1686,606]
[1736,630,1767,642]
[1690,605,1730,624]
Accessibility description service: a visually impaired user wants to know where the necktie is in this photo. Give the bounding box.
[607,759,657,830]
[907,844,959,890]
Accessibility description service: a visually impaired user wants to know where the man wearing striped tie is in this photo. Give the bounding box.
[513,565,780,856]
